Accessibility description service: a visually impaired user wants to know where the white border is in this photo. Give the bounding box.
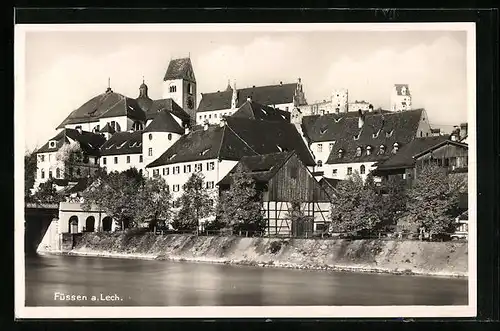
[14,22,477,319]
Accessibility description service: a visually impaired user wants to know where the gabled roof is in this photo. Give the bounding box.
[318,109,425,164]
[375,135,450,170]
[163,58,196,82]
[99,123,116,133]
[100,131,143,156]
[218,152,294,186]
[413,139,468,159]
[232,100,291,122]
[145,98,190,122]
[144,110,184,134]
[146,117,315,168]
[36,128,106,156]
[197,83,297,112]
[59,177,94,195]
[56,90,146,129]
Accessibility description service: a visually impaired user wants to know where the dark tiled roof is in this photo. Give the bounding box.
[144,110,184,134]
[145,98,190,122]
[56,91,146,129]
[218,152,294,185]
[413,140,468,159]
[376,135,450,170]
[232,100,291,122]
[61,178,94,195]
[36,128,106,156]
[319,177,343,189]
[146,117,315,168]
[197,83,297,112]
[163,58,195,81]
[100,131,143,156]
[394,84,410,96]
[315,109,425,164]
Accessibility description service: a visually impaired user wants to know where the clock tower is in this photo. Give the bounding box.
[163,57,197,124]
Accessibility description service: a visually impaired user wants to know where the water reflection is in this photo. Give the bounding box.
[25,255,468,306]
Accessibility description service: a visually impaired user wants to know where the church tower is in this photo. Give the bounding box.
[391,84,412,112]
[163,57,197,122]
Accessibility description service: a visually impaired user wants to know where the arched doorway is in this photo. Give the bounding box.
[102,217,112,232]
[68,216,79,234]
[85,216,95,232]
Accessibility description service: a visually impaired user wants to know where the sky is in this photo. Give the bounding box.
[21,26,469,151]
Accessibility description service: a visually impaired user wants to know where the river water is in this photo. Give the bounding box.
[25,254,467,306]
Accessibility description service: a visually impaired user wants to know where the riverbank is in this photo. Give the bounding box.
[39,232,468,278]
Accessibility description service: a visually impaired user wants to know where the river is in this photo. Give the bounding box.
[25,254,468,306]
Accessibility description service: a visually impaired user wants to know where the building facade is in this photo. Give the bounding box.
[391,84,412,112]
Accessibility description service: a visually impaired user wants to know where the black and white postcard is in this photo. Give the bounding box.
[15,22,477,319]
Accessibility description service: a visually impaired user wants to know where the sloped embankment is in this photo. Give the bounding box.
[67,232,468,277]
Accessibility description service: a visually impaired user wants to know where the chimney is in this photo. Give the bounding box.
[358,109,365,129]
[203,120,209,131]
[451,134,457,141]
[247,96,252,102]
[368,104,374,112]
[77,127,83,135]
[280,81,283,86]
[184,126,191,135]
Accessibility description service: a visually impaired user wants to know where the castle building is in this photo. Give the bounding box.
[391,84,412,112]
[195,78,307,125]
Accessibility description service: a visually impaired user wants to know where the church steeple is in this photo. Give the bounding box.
[231,81,238,109]
[139,77,149,98]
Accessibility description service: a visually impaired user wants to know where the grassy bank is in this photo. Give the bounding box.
[52,231,468,278]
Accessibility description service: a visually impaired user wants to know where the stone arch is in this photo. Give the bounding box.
[102,216,112,232]
[68,215,79,234]
[85,216,95,232]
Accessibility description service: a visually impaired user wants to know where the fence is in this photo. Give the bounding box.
[148,228,467,242]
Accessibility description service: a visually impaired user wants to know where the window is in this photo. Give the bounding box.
[199,116,202,120]
[366,146,372,156]
[332,169,338,177]
[188,83,193,95]
[162,168,166,176]
[206,181,214,189]
[169,85,177,93]
[317,144,323,153]
[40,155,45,162]
[184,164,192,173]
[102,157,107,165]
[49,170,53,178]
[56,168,60,178]
[317,160,323,167]
[48,154,51,162]
[139,155,143,163]
[420,131,423,137]
[207,161,215,171]
[127,156,130,164]
[149,134,153,141]
[360,165,366,174]
[75,125,82,131]
[347,167,353,175]
[173,184,180,192]
[94,157,99,165]
[195,163,202,172]
[329,143,334,151]
[148,148,152,157]
[153,169,159,177]
[338,149,344,158]
[392,143,399,154]
[49,141,57,149]
[113,157,118,164]
[41,169,45,179]
[168,133,172,140]
[356,147,362,157]
[209,114,212,119]
[379,145,386,155]
[164,167,169,175]
[214,114,218,118]
[174,166,180,174]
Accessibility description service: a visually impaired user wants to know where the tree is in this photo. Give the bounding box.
[55,141,83,179]
[31,179,65,204]
[401,164,461,239]
[329,172,382,236]
[137,176,173,230]
[82,168,145,229]
[377,175,408,231]
[173,172,213,231]
[217,168,266,233]
[24,150,37,202]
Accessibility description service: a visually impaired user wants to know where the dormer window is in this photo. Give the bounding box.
[338,149,344,158]
[366,146,372,156]
[372,130,380,138]
[317,160,323,167]
[49,140,57,149]
[392,143,400,154]
[354,132,360,140]
[356,147,362,157]
[379,145,386,155]
[386,130,394,138]
[169,85,177,93]
[200,148,210,156]
[334,117,343,123]
[169,153,177,160]
[168,133,172,140]
[277,145,283,152]
[320,127,328,134]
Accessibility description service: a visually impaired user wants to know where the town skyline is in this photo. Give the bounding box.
[22,27,468,151]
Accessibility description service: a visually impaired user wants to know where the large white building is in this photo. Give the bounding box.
[195,78,307,125]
